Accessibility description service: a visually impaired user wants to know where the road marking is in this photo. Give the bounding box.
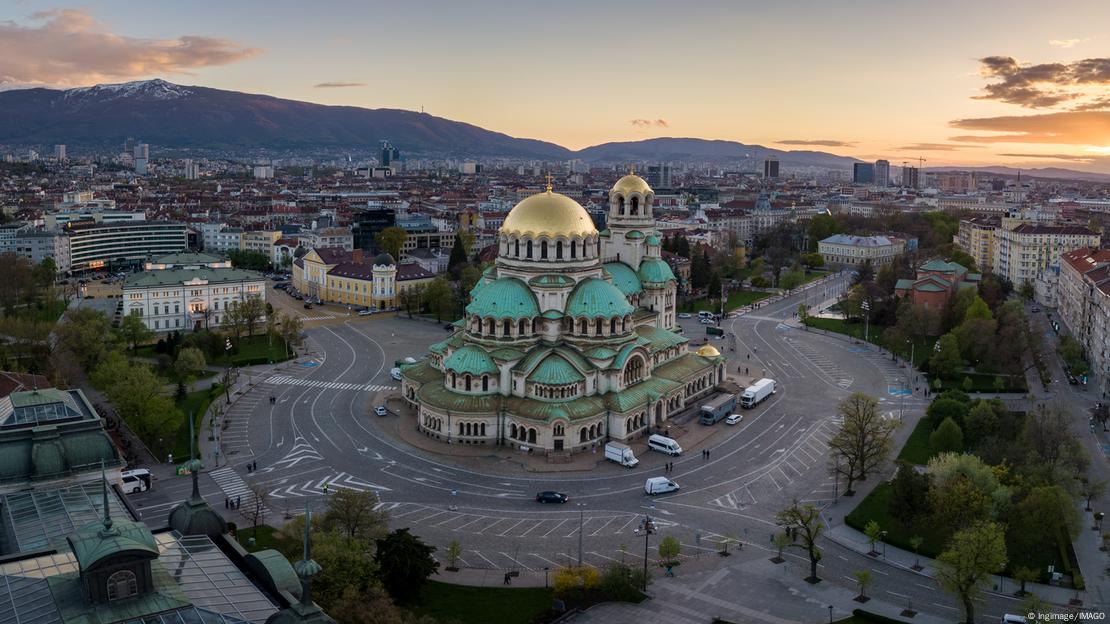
[588,516,620,536]
[542,519,568,537]
[498,552,534,571]
[472,550,498,568]
[496,519,527,537]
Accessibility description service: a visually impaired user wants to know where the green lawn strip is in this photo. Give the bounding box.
[413,581,554,624]
[168,385,222,461]
[896,417,935,465]
[726,290,771,309]
[217,334,293,366]
[946,371,1026,393]
[237,524,284,552]
[803,317,931,368]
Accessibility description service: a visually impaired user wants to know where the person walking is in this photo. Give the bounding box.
[236,495,241,509]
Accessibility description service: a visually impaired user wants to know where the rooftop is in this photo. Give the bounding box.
[124,267,265,288]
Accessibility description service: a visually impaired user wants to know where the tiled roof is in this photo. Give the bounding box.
[1010,223,1098,235]
[820,234,893,247]
[124,267,264,288]
[397,262,436,281]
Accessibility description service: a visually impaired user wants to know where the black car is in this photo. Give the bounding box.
[1068,375,1079,385]
[535,491,568,504]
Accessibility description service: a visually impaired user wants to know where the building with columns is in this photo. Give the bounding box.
[401,173,724,455]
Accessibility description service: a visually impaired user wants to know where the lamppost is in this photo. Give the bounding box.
[634,514,655,591]
[577,503,585,566]
[828,605,834,623]
[224,337,233,404]
[881,530,888,559]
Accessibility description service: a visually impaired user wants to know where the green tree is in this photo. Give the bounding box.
[930,417,965,454]
[936,521,1007,624]
[963,296,992,322]
[807,214,838,251]
[889,462,930,527]
[853,569,873,600]
[445,540,462,571]
[964,401,1000,448]
[422,277,455,321]
[1018,279,1035,301]
[373,528,439,604]
[447,235,468,278]
[56,308,114,371]
[90,350,130,391]
[926,395,971,429]
[238,296,266,337]
[227,249,271,271]
[771,532,791,562]
[909,535,924,569]
[929,333,963,379]
[374,227,408,261]
[456,229,476,257]
[1009,485,1081,567]
[279,313,304,358]
[800,252,825,269]
[658,535,681,567]
[321,489,388,542]
[864,520,882,556]
[928,453,1010,536]
[174,346,207,381]
[104,363,181,456]
[458,264,482,305]
[118,312,153,351]
[1013,566,1039,596]
[827,393,897,495]
[221,301,246,343]
[775,501,824,582]
[399,284,425,318]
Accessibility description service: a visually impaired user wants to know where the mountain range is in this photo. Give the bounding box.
[0,79,861,169]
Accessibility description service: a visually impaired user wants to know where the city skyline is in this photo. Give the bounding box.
[1,1,1109,172]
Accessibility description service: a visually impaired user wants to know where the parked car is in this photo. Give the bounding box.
[725,413,743,425]
[1068,375,1079,385]
[358,309,373,316]
[390,367,402,380]
[677,313,692,319]
[373,405,388,417]
[535,491,568,504]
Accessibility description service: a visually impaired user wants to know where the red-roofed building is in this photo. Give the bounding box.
[1057,247,1110,396]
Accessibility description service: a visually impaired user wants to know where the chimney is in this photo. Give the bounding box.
[351,249,364,264]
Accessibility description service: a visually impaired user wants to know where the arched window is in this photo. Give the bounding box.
[554,422,565,436]
[459,422,465,435]
[514,239,520,257]
[107,570,138,601]
[503,318,512,336]
[570,240,577,258]
[464,375,471,391]
[480,423,487,436]
[631,196,640,215]
[618,196,625,215]
[589,425,596,439]
[482,376,489,391]
[533,318,541,333]
[580,428,588,443]
[595,318,603,335]
[519,318,528,335]
[528,429,537,444]
[541,240,548,259]
[510,423,518,439]
[526,240,533,258]
[610,318,617,334]
[578,318,587,334]
[485,318,494,334]
[450,372,457,387]
[556,241,563,259]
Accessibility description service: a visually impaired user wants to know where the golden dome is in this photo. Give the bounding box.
[696,344,721,358]
[612,173,653,196]
[500,190,598,239]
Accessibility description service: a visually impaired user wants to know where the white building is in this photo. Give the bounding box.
[992,221,1101,287]
[65,221,188,273]
[1057,247,1110,397]
[818,234,906,268]
[122,253,265,333]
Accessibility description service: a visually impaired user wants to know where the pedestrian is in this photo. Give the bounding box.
[706,449,710,460]
[253,460,258,471]
[504,572,511,586]
[236,495,241,509]
[246,464,251,474]
[224,497,229,509]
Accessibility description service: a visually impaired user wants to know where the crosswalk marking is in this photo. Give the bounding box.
[264,374,393,393]
[209,467,273,518]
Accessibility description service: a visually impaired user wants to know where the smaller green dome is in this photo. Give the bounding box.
[647,235,661,246]
[565,278,634,318]
[443,346,498,376]
[528,355,585,385]
[603,262,643,296]
[626,230,644,240]
[529,274,575,288]
[638,257,676,285]
[466,277,540,319]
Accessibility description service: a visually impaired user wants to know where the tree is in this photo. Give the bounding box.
[264,305,279,351]
[238,296,265,337]
[658,535,681,569]
[279,313,304,358]
[374,227,408,261]
[930,417,965,454]
[771,532,791,563]
[90,350,131,391]
[227,249,272,271]
[864,520,882,556]
[853,569,873,601]
[775,501,824,582]
[398,285,425,318]
[458,265,482,305]
[926,396,970,429]
[1013,566,1039,596]
[102,362,181,456]
[929,333,963,379]
[827,393,897,495]
[1019,279,1035,301]
[246,484,269,536]
[1021,407,1088,483]
[447,235,468,278]
[373,528,438,604]
[807,214,838,251]
[800,252,825,269]
[889,462,930,527]
[964,401,1000,448]
[321,489,388,542]
[445,540,462,572]
[963,296,992,322]
[456,229,476,257]
[909,536,924,570]
[928,453,1010,537]
[1009,485,1081,567]
[422,277,455,322]
[56,308,114,371]
[936,521,1007,624]
[1079,478,1106,511]
[221,301,246,343]
[174,346,207,381]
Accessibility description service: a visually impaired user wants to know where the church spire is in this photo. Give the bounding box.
[99,460,115,536]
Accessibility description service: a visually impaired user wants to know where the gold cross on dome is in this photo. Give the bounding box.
[629,163,635,175]
[545,173,553,192]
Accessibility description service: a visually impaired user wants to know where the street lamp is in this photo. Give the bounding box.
[634,514,655,591]
[881,530,888,559]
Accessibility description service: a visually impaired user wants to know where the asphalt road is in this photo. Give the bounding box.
[128,273,1037,621]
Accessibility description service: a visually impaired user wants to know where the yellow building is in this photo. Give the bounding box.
[956,217,999,272]
[293,248,435,309]
[240,230,282,254]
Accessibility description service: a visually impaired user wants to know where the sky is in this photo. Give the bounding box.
[1,0,1109,172]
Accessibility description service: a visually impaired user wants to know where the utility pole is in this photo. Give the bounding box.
[861,300,870,344]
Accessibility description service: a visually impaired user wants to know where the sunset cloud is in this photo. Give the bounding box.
[1049,38,1087,48]
[894,143,977,151]
[777,139,856,147]
[997,152,1097,162]
[631,118,668,127]
[949,110,1110,145]
[0,9,261,87]
[314,81,366,88]
[974,55,1110,108]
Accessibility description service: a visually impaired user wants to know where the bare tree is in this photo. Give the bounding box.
[321,489,389,541]
[827,392,898,495]
[247,484,269,537]
[775,500,824,583]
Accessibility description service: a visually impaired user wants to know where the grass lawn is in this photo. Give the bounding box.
[844,482,949,560]
[219,334,293,366]
[414,581,553,624]
[896,417,935,465]
[167,385,222,461]
[238,524,285,552]
[803,317,932,368]
[726,290,771,309]
[939,371,1026,393]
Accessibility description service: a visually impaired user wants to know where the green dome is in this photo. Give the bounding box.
[443,346,498,376]
[528,355,585,385]
[565,278,634,318]
[529,274,575,288]
[466,277,539,319]
[647,235,661,246]
[603,262,643,296]
[626,230,644,240]
[638,257,676,285]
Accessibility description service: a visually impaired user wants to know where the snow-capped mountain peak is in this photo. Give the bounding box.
[63,79,193,100]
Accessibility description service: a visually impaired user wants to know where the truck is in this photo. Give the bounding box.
[604,442,639,468]
[740,378,776,409]
[698,393,737,425]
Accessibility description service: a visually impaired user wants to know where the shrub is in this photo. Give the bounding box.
[598,563,646,602]
[553,566,600,595]
[930,417,964,454]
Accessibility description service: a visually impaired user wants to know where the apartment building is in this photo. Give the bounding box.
[992,221,1100,287]
[956,216,1000,272]
[1057,247,1110,397]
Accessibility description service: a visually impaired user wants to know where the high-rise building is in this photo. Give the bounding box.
[134,144,149,160]
[874,160,890,187]
[253,163,274,179]
[379,140,400,167]
[183,159,199,180]
[853,163,875,184]
[646,164,672,188]
[352,206,397,252]
[54,144,66,161]
[124,137,135,155]
[901,166,920,189]
[763,157,779,179]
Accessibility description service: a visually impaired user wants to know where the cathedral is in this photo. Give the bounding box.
[400,172,725,453]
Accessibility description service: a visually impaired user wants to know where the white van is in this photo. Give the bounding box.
[120,468,151,494]
[645,476,680,495]
[647,434,683,456]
